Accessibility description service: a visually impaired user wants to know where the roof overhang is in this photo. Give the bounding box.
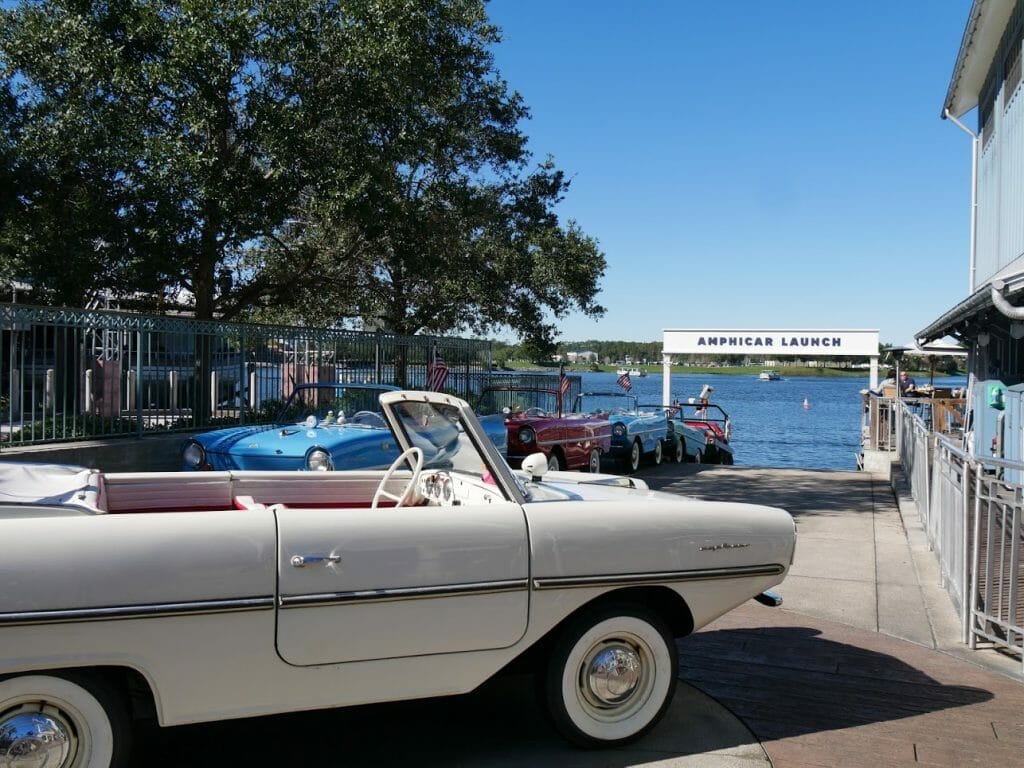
[916,266,1024,342]
[943,0,1016,119]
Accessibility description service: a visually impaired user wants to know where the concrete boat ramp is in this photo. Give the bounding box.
[141,464,1024,767]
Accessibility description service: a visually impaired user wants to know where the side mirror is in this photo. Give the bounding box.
[520,452,549,482]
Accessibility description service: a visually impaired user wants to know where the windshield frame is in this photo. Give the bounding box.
[379,390,526,504]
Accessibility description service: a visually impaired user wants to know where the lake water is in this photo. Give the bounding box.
[575,371,967,471]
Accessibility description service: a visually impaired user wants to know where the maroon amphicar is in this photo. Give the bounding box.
[477,386,612,472]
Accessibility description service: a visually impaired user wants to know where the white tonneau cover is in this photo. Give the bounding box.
[0,462,104,513]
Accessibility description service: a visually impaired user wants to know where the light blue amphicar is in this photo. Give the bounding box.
[573,392,669,473]
[182,382,507,472]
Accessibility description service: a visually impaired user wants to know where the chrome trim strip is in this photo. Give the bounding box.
[532,564,785,590]
[0,596,275,627]
[279,578,529,609]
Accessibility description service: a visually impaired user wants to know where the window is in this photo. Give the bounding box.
[1003,35,1022,108]
[980,85,996,148]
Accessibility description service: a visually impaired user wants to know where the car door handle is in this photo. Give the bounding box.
[290,554,341,568]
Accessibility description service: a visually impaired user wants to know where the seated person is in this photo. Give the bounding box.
[899,371,918,396]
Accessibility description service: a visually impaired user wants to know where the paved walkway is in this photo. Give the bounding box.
[648,463,1024,768]
[143,464,1024,767]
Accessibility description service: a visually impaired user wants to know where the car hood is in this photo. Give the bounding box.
[193,422,389,457]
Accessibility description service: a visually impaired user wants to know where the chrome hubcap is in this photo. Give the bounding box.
[0,707,75,768]
[583,644,642,708]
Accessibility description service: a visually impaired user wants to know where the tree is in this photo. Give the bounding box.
[1,0,605,344]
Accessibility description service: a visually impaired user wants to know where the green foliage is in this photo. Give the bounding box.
[1,0,605,346]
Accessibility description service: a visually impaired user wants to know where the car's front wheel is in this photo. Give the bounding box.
[0,672,132,768]
[543,604,678,747]
[587,449,602,473]
[672,439,684,463]
[547,452,562,471]
[624,440,642,473]
[652,440,663,466]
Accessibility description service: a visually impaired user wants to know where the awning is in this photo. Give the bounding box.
[916,267,1024,343]
[898,340,969,357]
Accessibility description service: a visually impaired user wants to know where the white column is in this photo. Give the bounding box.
[125,369,136,411]
[168,370,178,411]
[662,353,672,405]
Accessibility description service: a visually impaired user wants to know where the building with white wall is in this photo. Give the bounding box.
[919,0,1024,382]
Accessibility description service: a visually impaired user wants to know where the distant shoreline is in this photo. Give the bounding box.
[501,364,944,378]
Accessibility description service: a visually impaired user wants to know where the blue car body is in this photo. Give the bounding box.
[573,392,669,473]
[642,404,707,463]
[182,383,509,472]
[181,383,402,471]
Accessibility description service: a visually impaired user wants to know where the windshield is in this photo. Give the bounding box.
[477,388,560,415]
[574,392,638,415]
[276,385,393,424]
[391,400,494,476]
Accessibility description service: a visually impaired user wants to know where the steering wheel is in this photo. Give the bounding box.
[351,410,385,426]
[372,447,424,509]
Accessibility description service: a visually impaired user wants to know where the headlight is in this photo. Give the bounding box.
[518,426,535,444]
[182,441,206,468]
[307,448,333,471]
[612,422,626,437]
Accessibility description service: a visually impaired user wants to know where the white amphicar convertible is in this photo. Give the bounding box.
[0,390,795,767]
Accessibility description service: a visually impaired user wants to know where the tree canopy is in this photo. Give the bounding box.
[0,0,605,344]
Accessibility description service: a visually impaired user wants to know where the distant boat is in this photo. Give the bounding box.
[617,367,645,377]
[759,370,781,381]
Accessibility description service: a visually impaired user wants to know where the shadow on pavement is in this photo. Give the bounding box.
[639,464,881,517]
[678,624,995,742]
[136,671,765,767]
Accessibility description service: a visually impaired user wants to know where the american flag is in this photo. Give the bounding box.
[617,371,632,391]
[559,363,570,396]
[427,348,449,391]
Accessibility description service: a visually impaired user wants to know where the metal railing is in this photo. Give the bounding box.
[0,303,495,446]
[895,399,1023,670]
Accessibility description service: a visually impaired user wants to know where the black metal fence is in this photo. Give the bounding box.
[0,304,496,446]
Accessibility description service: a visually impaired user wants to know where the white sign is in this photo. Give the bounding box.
[662,329,879,357]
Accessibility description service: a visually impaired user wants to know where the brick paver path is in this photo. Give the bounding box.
[682,602,1024,768]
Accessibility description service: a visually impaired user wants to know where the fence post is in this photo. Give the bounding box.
[967,466,981,649]
[136,329,144,438]
[11,367,20,415]
[210,371,219,418]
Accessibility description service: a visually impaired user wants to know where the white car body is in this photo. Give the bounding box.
[0,390,795,766]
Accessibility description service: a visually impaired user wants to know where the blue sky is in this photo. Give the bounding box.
[485,1,975,347]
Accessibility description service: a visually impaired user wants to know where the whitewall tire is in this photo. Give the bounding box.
[0,672,131,767]
[626,441,642,473]
[543,604,678,747]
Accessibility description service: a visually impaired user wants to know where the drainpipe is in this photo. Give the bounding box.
[943,108,979,294]
[990,277,1024,319]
